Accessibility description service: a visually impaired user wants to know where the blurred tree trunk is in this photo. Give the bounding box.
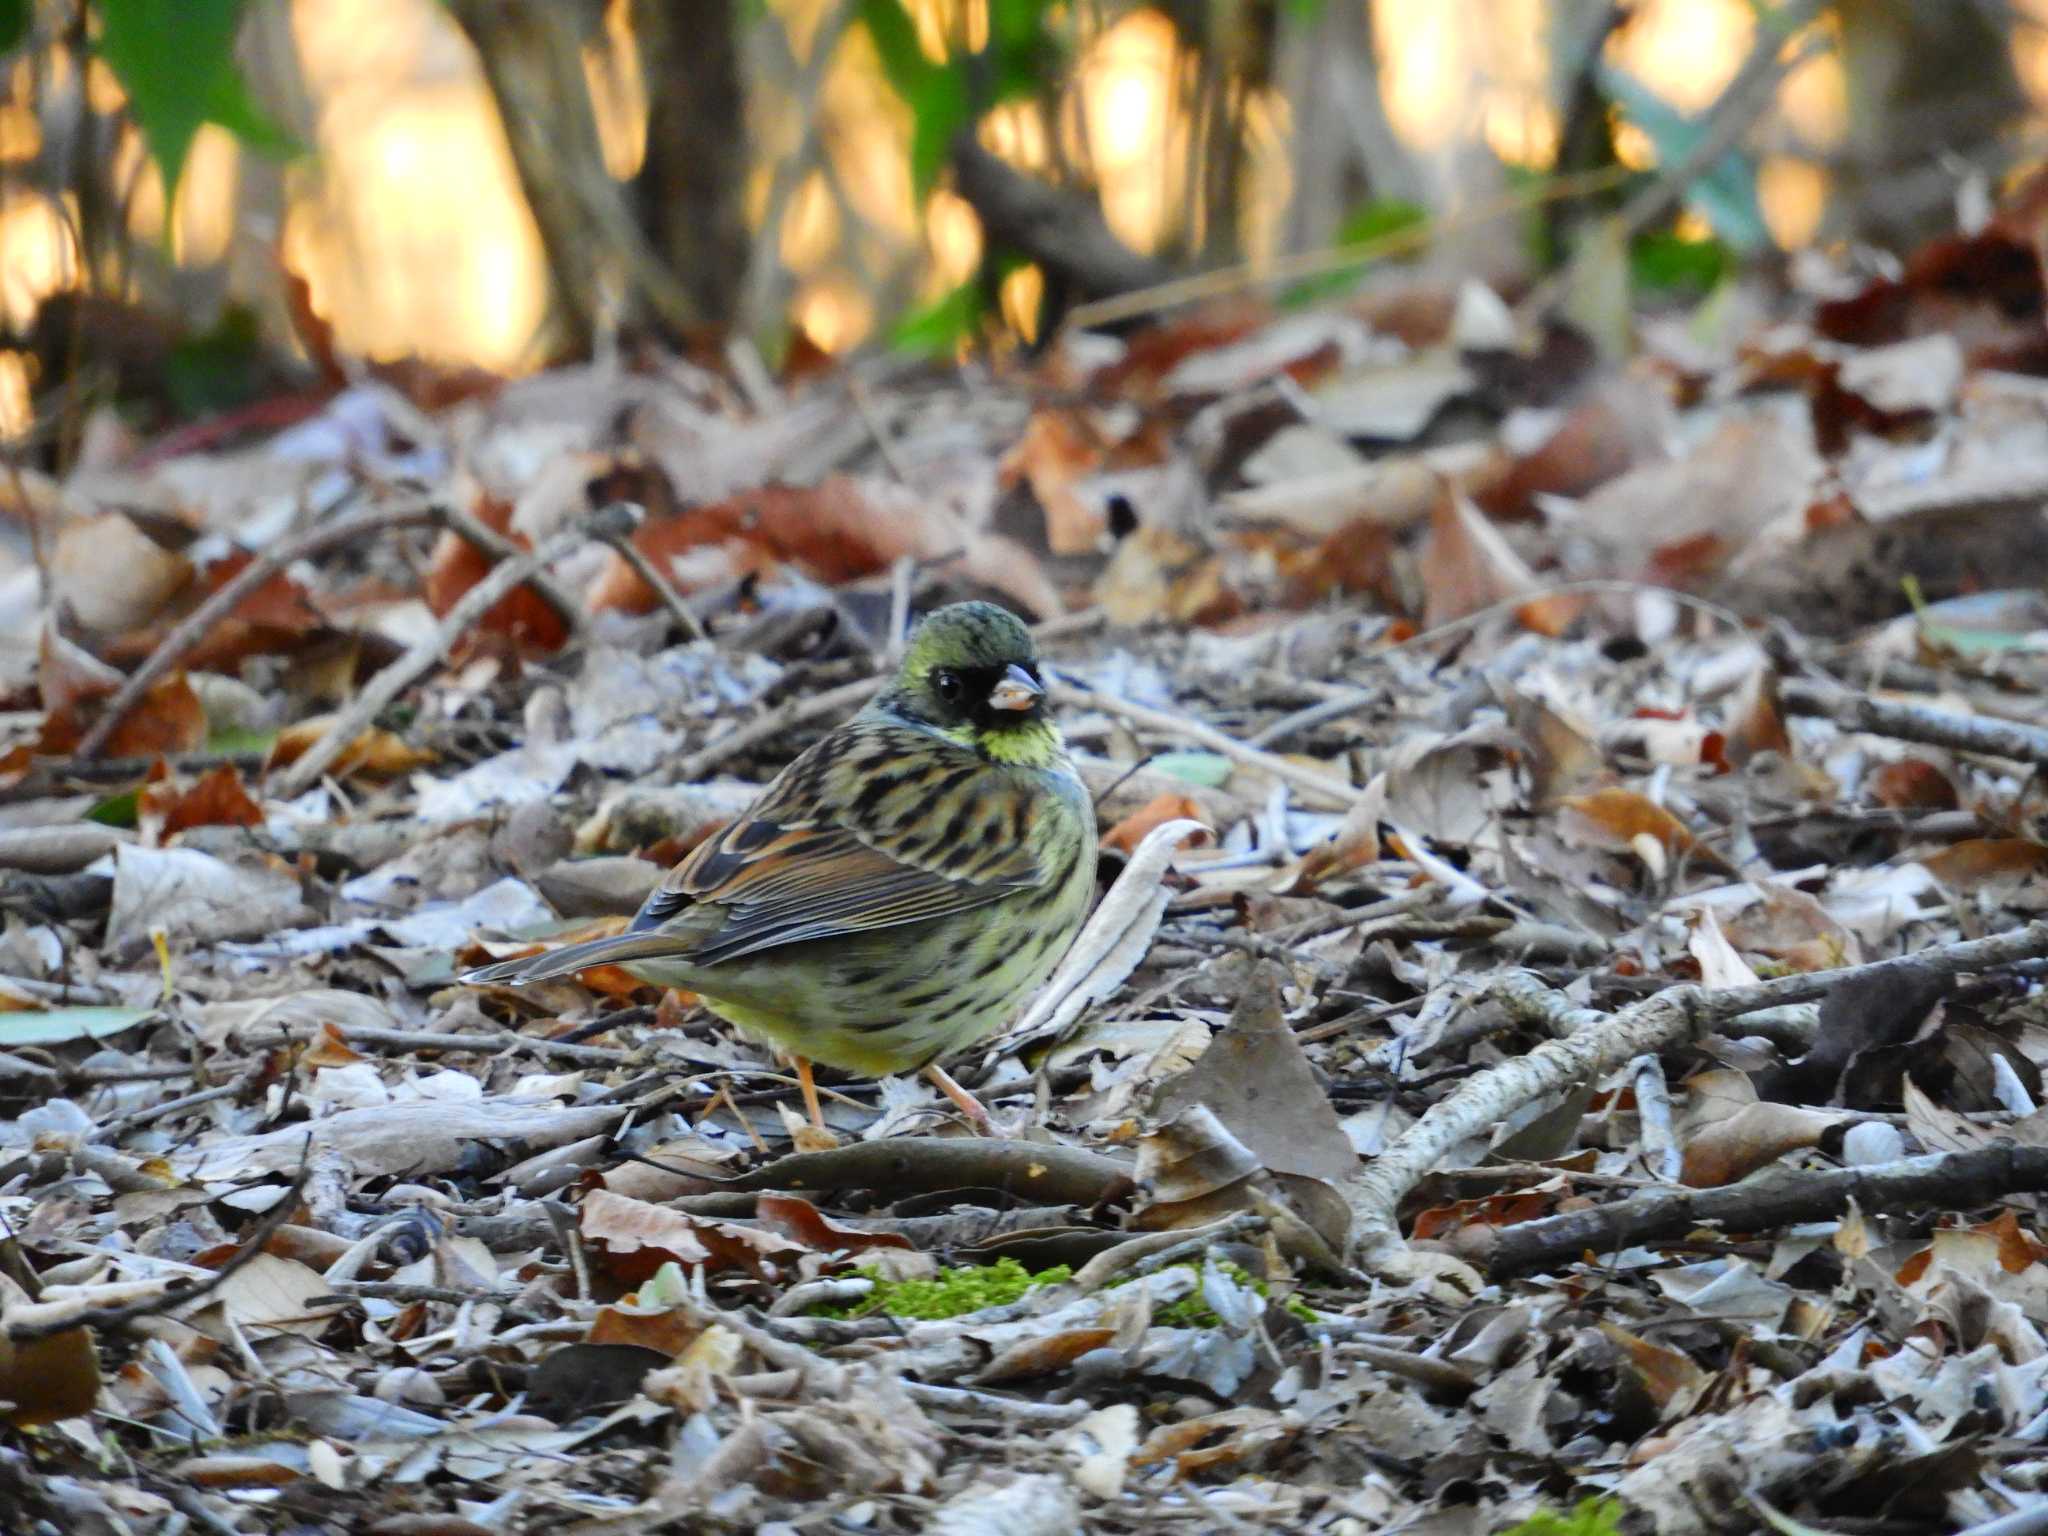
[449,0,701,353]
[1276,0,1416,251]
[629,0,747,330]
[1835,0,2024,246]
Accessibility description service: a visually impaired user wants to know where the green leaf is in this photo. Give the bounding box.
[985,0,1057,102]
[1499,1498,1627,1536]
[1335,198,1429,248]
[0,1006,155,1047]
[94,0,300,212]
[856,0,969,198]
[1599,66,1765,252]
[204,724,278,756]
[0,0,30,54]
[1277,198,1432,307]
[1149,751,1232,788]
[165,304,268,417]
[889,278,985,355]
[1630,229,1731,293]
[86,787,141,828]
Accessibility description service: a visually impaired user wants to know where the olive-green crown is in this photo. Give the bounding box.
[896,601,1037,684]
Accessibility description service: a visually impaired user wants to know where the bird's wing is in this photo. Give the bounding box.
[631,721,1063,965]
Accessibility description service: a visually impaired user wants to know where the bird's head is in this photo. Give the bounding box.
[881,601,1060,766]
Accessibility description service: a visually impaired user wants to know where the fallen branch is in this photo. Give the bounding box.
[435,498,589,641]
[712,1136,1134,1205]
[237,1023,632,1068]
[1781,676,2048,770]
[668,675,882,784]
[1486,1145,2048,1280]
[75,500,441,761]
[1348,920,2048,1271]
[273,518,593,797]
[1054,679,1358,808]
[587,499,706,642]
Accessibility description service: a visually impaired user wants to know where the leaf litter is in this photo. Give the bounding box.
[22,185,2048,1535]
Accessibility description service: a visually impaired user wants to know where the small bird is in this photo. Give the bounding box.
[464,602,1096,1129]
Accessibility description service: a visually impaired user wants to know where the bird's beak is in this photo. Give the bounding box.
[986,663,1043,713]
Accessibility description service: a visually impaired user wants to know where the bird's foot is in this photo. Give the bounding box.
[923,1063,1005,1136]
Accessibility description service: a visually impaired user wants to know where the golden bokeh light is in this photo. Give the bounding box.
[286,82,547,369]
[1779,19,1847,150]
[924,186,982,290]
[0,102,40,162]
[781,171,840,272]
[1605,0,1751,115]
[1374,0,1471,150]
[999,262,1043,344]
[583,0,649,181]
[793,269,873,352]
[0,351,32,438]
[2011,0,2048,109]
[174,127,241,267]
[1758,154,1827,248]
[1076,7,1178,252]
[0,190,75,330]
[824,24,919,239]
[0,0,1859,388]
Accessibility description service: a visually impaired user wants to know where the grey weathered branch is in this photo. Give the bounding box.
[1781,676,2048,770]
[1348,920,2048,1272]
[1487,1145,2048,1280]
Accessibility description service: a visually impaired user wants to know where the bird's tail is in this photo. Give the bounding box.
[461,932,690,987]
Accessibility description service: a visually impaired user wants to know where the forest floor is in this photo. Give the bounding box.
[10,180,2048,1536]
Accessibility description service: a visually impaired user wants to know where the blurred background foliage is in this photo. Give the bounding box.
[0,0,2041,453]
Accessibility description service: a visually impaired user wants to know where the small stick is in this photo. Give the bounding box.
[587,500,706,642]
[1053,679,1358,809]
[901,1382,1093,1425]
[436,500,588,641]
[91,1077,248,1142]
[668,675,882,784]
[1487,1145,2048,1280]
[74,500,441,761]
[1781,677,2048,771]
[238,1024,631,1068]
[273,520,592,797]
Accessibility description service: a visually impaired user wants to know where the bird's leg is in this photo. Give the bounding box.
[923,1063,992,1129]
[795,1056,826,1133]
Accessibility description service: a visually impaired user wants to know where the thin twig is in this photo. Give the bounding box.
[239,1024,632,1067]
[588,500,707,642]
[1256,577,1757,749]
[1063,163,1633,330]
[1487,1145,2048,1280]
[1781,676,2048,770]
[75,501,441,761]
[436,499,589,641]
[668,675,884,784]
[273,519,594,797]
[1053,679,1358,809]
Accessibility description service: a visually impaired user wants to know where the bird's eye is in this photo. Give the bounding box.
[932,668,965,703]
